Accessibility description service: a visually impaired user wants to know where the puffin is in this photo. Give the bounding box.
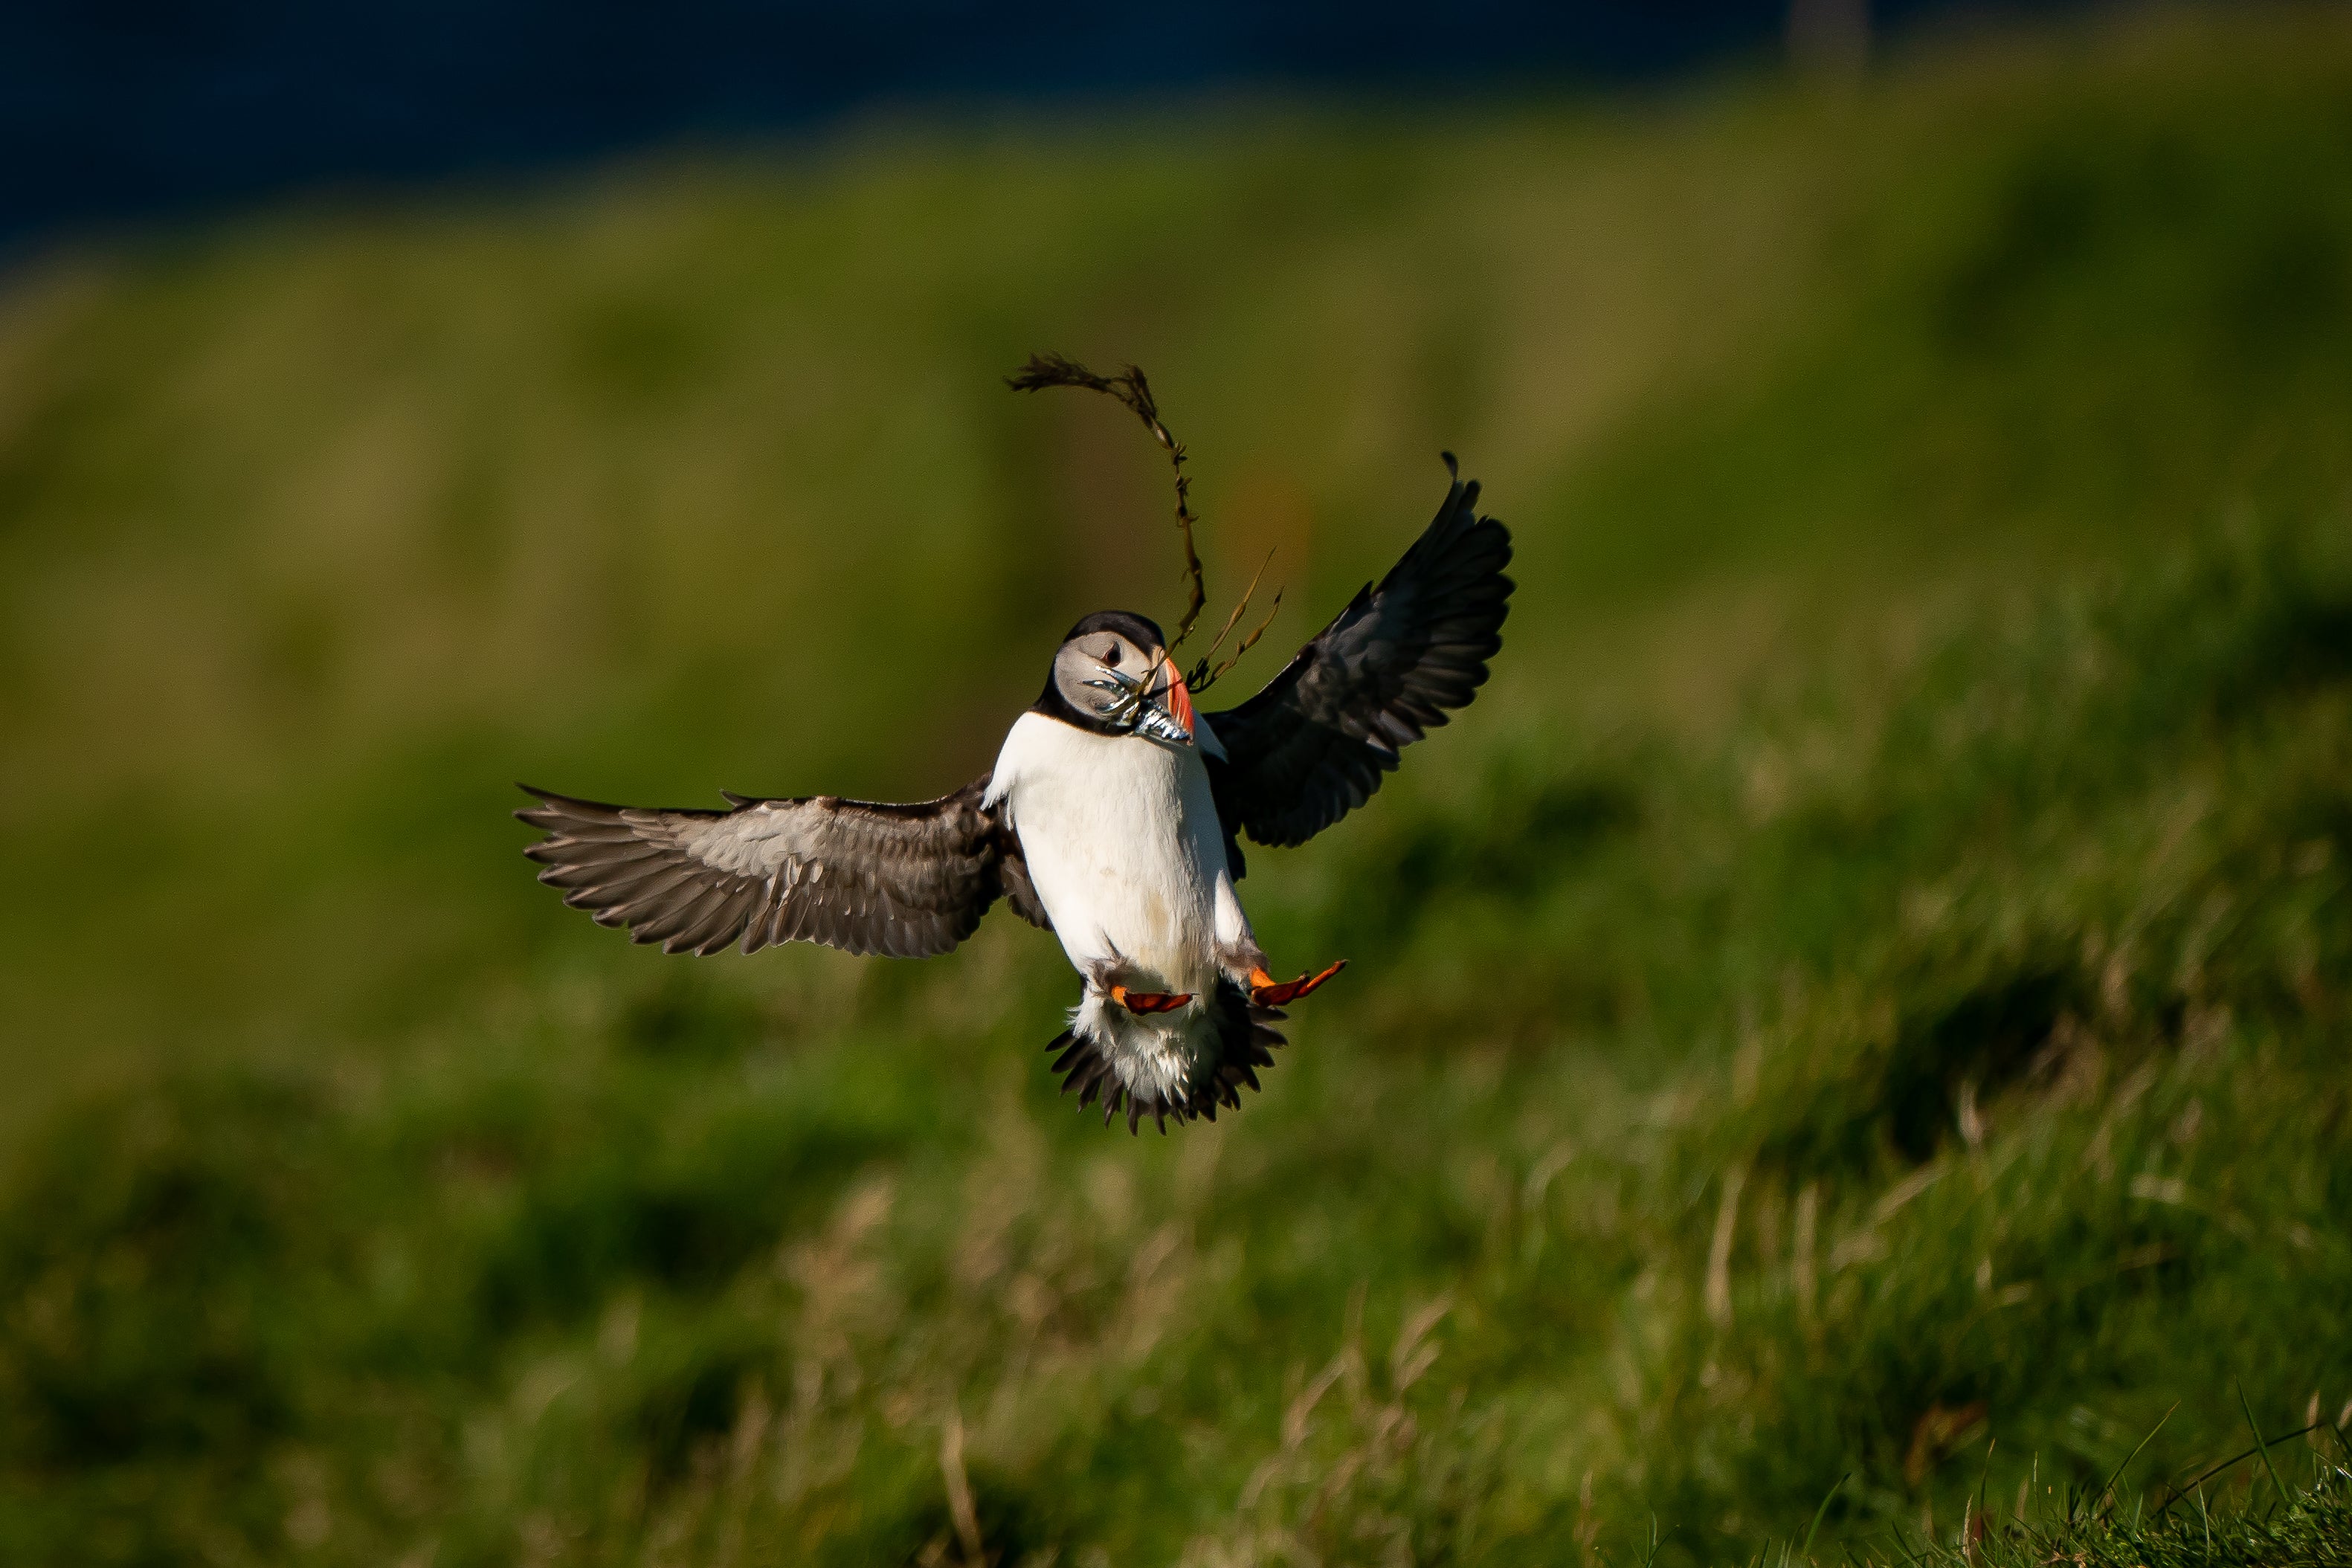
[517,459,1512,1132]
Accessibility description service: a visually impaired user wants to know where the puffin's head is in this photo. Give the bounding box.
[1040,610,1198,745]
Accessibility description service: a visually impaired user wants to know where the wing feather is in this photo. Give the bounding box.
[517,772,1050,959]
[1205,461,1513,851]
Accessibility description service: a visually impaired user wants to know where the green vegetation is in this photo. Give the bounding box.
[1899,1450,2352,1568]
[3,7,2351,1563]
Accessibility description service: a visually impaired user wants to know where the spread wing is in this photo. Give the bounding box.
[1205,459,1513,851]
[516,775,1050,958]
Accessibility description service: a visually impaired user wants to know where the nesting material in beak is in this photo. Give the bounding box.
[1087,646,1197,745]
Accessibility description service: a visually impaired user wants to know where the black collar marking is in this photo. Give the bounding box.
[1031,679,1128,736]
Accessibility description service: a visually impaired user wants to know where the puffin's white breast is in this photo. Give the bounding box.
[987,712,1233,993]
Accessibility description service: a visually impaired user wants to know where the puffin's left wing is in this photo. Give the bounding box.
[1205,459,1512,851]
[517,775,1045,958]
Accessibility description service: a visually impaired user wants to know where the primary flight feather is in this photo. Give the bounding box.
[518,456,1512,1132]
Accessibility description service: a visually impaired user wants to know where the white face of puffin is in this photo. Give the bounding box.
[1050,628,1198,746]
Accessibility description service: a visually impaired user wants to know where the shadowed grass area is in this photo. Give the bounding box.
[3,6,2352,1564]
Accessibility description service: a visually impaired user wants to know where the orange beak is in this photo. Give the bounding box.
[1158,654,1196,741]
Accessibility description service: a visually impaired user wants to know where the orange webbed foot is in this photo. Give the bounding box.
[1110,984,1192,1015]
[1249,960,1347,1008]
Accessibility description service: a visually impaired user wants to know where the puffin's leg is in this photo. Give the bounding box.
[1109,984,1192,1014]
[1248,959,1347,1008]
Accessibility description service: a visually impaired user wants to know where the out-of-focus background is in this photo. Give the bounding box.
[4,3,2351,1563]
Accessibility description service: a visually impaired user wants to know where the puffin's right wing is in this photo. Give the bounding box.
[1205,459,1513,851]
[516,775,1048,958]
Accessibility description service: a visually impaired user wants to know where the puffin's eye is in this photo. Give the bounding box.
[1100,643,1121,665]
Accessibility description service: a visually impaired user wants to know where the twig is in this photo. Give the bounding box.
[1008,353,1207,648]
[1186,548,1283,694]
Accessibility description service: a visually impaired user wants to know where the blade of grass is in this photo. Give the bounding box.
[2093,1402,2177,1516]
[2240,1379,2291,1511]
[2153,1422,2326,1518]
[1801,1472,1848,1559]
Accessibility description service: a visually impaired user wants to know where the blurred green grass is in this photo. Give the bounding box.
[3,6,2352,1563]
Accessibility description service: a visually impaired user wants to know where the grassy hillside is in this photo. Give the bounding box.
[2,7,2351,1563]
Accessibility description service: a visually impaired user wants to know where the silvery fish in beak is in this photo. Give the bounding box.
[518,362,1512,1133]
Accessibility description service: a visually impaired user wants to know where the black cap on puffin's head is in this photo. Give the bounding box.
[1065,609,1165,652]
[1036,610,1197,743]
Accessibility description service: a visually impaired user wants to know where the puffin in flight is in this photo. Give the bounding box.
[518,459,1512,1132]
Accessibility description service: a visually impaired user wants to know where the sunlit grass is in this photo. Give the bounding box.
[2,6,2351,1564]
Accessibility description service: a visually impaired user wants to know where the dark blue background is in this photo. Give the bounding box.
[3,1,2076,251]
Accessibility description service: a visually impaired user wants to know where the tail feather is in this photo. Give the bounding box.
[1042,981,1288,1133]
